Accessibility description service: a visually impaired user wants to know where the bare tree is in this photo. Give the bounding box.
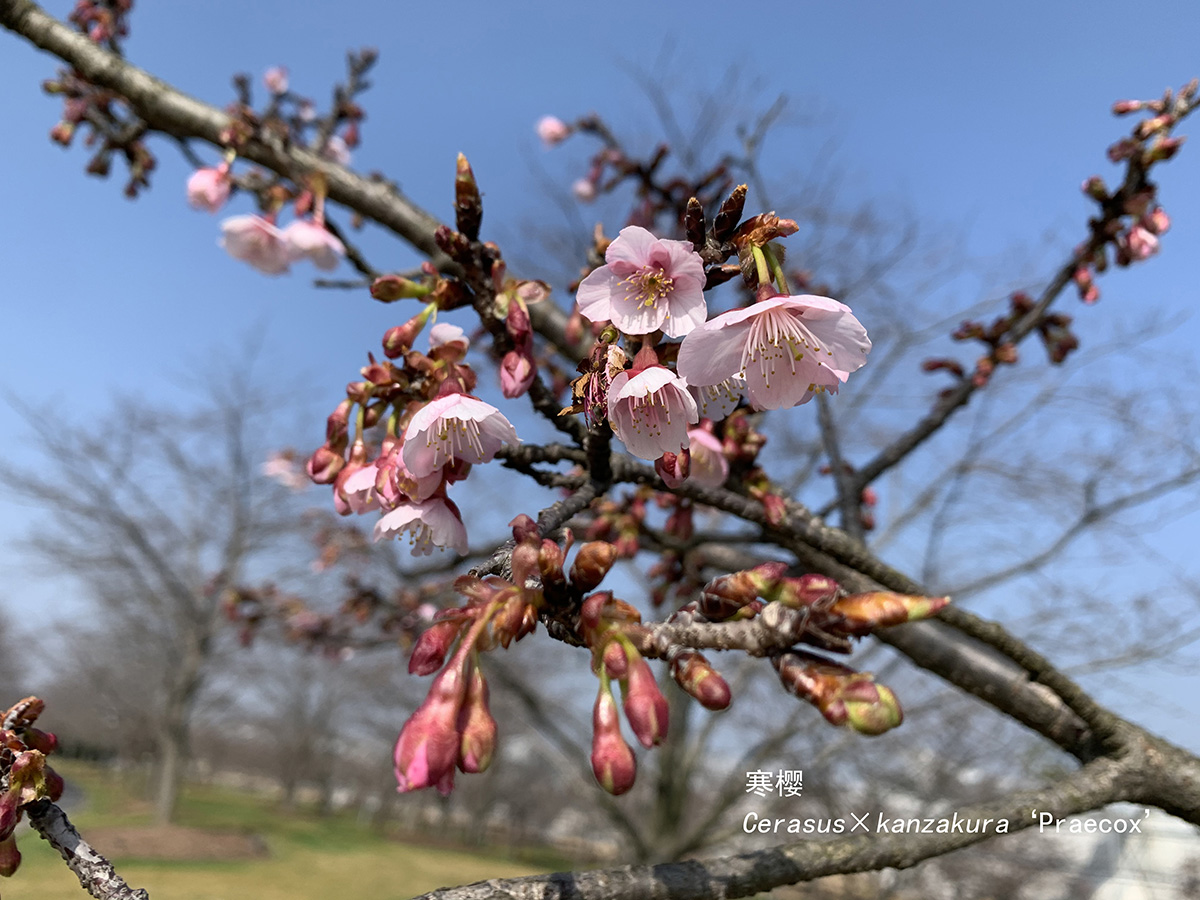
[2,386,302,823]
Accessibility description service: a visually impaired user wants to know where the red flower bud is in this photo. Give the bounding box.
[409,620,464,676]
[622,657,668,748]
[591,687,636,795]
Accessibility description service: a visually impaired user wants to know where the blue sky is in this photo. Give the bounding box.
[3,1,1200,754]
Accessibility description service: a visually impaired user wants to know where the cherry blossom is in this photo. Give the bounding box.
[689,376,745,420]
[402,394,519,477]
[677,295,870,411]
[686,428,729,489]
[577,226,706,338]
[607,365,698,460]
[186,166,230,213]
[536,115,570,147]
[374,497,469,556]
[219,214,291,275]
[282,219,346,271]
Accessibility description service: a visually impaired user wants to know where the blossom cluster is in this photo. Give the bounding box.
[570,224,871,476]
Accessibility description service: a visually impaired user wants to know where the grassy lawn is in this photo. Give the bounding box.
[3,762,549,900]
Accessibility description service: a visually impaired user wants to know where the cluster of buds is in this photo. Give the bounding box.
[674,564,946,734]
[1071,81,1196,304]
[1,698,65,879]
[306,315,522,555]
[42,48,155,196]
[586,490,648,559]
[582,595,669,794]
[396,517,623,793]
[928,289,1081,389]
[67,0,131,48]
[540,113,734,227]
[773,652,902,735]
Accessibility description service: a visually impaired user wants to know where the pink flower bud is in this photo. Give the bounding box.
[457,666,497,774]
[1144,206,1171,235]
[536,115,571,147]
[1111,99,1143,115]
[671,651,731,711]
[622,657,668,748]
[591,687,636,795]
[500,349,536,399]
[263,66,289,94]
[394,662,468,795]
[602,641,629,680]
[306,445,345,485]
[655,449,690,488]
[186,166,231,213]
[409,620,464,676]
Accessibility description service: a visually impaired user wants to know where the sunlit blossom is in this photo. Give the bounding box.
[577,226,706,338]
[186,167,231,213]
[677,295,870,411]
[607,365,698,460]
[282,219,346,271]
[374,497,469,556]
[402,394,519,477]
[686,428,729,489]
[219,214,291,275]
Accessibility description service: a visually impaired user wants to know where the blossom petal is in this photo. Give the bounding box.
[677,317,753,386]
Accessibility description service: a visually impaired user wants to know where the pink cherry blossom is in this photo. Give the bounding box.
[263,66,289,94]
[219,215,291,275]
[689,376,745,420]
[677,295,871,411]
[322,134,352,167]
[344,442,443,512]
[429,323,469,353]
[607,365,698,460]
[186,167,231,213]
[282,219,346,271]
[402,394,519,478]
[572,178,597,203]
[577,226,707,338]
[686,428,729,488]
[536,115,571,147]
[1125,224,1160,260]
[375,498,469,556]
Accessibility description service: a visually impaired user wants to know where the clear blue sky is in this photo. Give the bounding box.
[3,1,1200,752]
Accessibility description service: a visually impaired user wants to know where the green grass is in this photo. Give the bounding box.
[3,761,552,900]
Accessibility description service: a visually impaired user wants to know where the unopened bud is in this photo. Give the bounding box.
[844,684,903,735]
[775,573,840,609]
[371,274,431,303]
[671,651,731,711]
[602,640,629,680]
[454,153,483,242]
[1112,99,1143,115]
[591,686,636,795]
[830,591,950,635]
[655,449,690,488]
[0,834,20,877]
[538,538,567,589]
[409,620,464,676]
[622,657,668,748]
[571,541,618,592]
[456,665,496,773]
